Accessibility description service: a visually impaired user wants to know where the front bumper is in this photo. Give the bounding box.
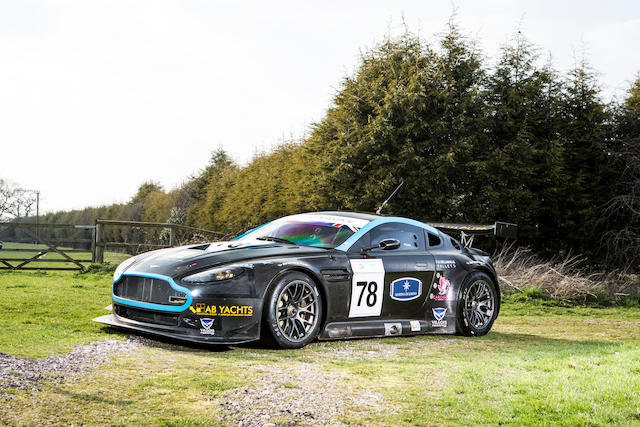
[93,310,261,345]
[101,271,264,345]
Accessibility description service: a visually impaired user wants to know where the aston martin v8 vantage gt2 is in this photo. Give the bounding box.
[94,212,515,349]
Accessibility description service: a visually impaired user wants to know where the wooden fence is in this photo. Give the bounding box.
[92,220,226,263]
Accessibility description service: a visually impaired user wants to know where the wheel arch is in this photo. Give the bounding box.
[260,266,329,335]
[457,267,501,327]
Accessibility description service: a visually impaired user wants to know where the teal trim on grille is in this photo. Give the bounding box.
[112,272,192,313]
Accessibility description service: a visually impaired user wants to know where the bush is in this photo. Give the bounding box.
[494,246,639,304]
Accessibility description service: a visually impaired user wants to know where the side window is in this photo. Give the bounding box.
[427,231,442,248]
[348,233,371,253]
[450,237,461,250]
[371,223,426,252]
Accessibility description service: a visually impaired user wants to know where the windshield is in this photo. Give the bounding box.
[238,214,369,249]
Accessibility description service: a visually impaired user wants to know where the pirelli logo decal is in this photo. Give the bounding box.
[189,304,254,317]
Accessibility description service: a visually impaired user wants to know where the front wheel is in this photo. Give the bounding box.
[456,271,499,336]
[262,272,323,349]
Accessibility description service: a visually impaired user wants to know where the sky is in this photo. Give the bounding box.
[1,0,639,214]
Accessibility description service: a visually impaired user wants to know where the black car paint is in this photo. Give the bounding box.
[94,213,499,345]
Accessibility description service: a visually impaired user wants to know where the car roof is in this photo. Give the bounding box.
[305,211,383,221]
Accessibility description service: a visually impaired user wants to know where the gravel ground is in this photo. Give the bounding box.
[218,362,383,426]
[213,339,457,426]
[0,337,151,394]
[0,338,424,425]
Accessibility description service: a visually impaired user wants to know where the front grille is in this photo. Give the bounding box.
[114,305,179,326]
[114,275,187,305]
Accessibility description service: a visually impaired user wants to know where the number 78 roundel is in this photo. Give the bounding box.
[348,258,385,318]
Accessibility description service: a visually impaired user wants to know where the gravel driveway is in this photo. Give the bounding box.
[0,337,148,394]
[1,338,388,426]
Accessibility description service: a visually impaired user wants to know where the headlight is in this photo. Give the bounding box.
[182,266,245,284]
[113,256,137,281]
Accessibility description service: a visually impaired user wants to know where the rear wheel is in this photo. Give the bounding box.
[262,272,323,349]
[456,271,499,336]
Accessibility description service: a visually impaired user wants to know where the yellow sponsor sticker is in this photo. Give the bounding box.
[189,303,254,317]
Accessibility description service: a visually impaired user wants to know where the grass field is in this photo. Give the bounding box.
[1,270,639,425]
[0,270,121,358]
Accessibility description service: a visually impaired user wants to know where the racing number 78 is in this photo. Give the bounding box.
[356,281,378,307]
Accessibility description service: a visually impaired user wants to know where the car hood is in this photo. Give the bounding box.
[121,240,331,279]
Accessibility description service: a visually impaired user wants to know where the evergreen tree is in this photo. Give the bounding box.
[186,149,238,230]
[558,59,611,250]
[214,143,309,232]
[616,75,640,139]
[185,149,236,203]
[482,32,564,248]
[130,181,164,205]
[304,31,439,214]
[305,25,487,223]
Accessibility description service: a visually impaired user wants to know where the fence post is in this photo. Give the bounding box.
[90,226,96,263]
[169,226,175,247]
[95,221,104,264]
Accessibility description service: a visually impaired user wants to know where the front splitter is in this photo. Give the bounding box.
[93,314,258,346]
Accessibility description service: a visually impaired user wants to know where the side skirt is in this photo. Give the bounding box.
[318,319,456,340]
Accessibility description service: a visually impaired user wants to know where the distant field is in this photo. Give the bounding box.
[0,270,639,425]
[0,242,130,270]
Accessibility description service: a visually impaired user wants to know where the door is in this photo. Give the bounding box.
[346,222,436,320]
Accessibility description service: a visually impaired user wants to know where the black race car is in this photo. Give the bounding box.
[94,212,516,349]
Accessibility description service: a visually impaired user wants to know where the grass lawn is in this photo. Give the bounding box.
[0,270,125,358]
[1,270,639,425]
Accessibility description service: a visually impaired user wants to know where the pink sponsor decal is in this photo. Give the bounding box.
[431,275,456,301]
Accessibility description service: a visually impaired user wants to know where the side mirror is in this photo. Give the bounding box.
[378,238,401,250]
[362,238,401,253]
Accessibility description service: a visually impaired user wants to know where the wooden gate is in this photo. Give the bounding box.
[0,223,94,271]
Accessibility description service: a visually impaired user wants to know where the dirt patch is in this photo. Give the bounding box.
[218,362,383,426]
[0,337,152,395]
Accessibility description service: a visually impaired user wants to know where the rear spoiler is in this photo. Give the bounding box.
[426,221,518,247]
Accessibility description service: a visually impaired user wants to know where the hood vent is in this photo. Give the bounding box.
[189,244,211,250]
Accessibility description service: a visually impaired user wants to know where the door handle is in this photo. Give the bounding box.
[415,263,428,270]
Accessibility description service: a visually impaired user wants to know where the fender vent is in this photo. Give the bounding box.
[321,269,350,282]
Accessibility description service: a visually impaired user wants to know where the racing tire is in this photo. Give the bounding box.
[262,272,323,349]
[456,271,499,336]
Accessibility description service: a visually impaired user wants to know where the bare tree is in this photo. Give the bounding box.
[0,179,37,220]
[602,137,640,269]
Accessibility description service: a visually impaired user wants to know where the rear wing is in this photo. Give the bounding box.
[425,221,518,247]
